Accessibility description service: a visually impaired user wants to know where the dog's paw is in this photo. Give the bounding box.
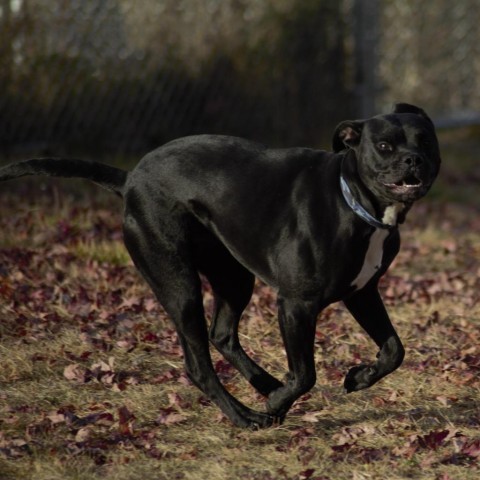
[266,386,293,419]
[259,413,285,428]
[235,410,278,429]
[344,364,378,393]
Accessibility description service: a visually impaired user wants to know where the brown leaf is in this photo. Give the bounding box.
[167,392,191,409]
[75,427,91,443]
[144,298,157,312]
[301,412,320,423]
[63,364,91,383]
[47,412,66,425]
[73,412,115,428]
[118,406,135,436]
[331,442,386,463]
[156,410,188,426]
[461,438,480,458]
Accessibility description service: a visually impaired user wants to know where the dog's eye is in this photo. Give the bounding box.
[377,142,393,152]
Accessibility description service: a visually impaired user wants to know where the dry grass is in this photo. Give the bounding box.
[0,154,479,480]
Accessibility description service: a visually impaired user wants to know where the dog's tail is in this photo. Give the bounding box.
[0,158,128,197]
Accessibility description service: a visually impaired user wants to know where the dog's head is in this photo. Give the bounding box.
[333,103,441,204]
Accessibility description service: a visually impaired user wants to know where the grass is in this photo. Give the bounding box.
[1,138,480,479]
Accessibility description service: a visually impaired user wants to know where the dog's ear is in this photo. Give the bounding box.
[332,120,364,153]
[393,103,434,126]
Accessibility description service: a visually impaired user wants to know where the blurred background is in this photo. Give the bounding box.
[1,0,479,157]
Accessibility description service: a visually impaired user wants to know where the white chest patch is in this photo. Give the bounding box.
[351,228,389,290]
[350,204,403,290]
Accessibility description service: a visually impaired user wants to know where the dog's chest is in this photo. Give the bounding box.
[350,228,389,290]
[350,204,403,290]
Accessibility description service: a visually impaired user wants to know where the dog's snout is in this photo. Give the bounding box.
[404,154,423,167]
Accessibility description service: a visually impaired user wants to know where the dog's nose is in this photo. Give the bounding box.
[404,154,423,167]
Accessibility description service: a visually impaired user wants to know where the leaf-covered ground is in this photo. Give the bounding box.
[0,143,479,479]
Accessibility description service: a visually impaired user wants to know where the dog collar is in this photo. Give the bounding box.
[340,175,394,230]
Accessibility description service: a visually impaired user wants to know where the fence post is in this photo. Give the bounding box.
[353,0,379,117]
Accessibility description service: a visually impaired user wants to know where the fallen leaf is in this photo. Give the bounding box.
[461,438,480,458]
[75,427,91,443]
[299,469,315,479]
[156,411,188,426]
[63,364,91,383]
[47,412,66,425]
[301,412,320,423]
[118,406,135,436]
[417,430,450,450]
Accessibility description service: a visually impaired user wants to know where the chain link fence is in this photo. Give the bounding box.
[376,0,480,127]
[1,0,479,157]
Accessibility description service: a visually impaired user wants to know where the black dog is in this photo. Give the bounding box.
[0,103,440,428]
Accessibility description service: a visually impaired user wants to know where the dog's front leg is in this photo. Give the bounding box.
[266,297,320,418]
[343,282,405,392]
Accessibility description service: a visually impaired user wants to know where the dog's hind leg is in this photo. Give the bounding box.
[265,296,320,418]
[204,255,284,397]
[123,214,275,428]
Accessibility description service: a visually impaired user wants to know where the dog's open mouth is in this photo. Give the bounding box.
[384,174,424,193]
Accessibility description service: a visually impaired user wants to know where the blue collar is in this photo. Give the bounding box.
[340,175,394,230]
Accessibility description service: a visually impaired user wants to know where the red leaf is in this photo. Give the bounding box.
[417,430,449,450]
[299,469,315,479]
[142,332,159,343]
[214,359,234,380]
[331,442,386,463]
